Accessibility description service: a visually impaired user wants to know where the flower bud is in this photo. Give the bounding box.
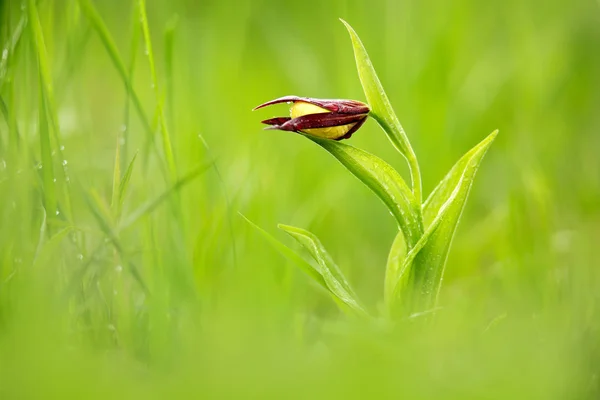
[254,96,369,140]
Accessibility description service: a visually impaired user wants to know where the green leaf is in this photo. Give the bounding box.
[78,0,167,181]
[116,151,138,218]
[391,130,498,312]
[242,215,366,316]
[278,224,367,317]
[308,136,423,248]
[341,19,422,205]
[239,214,327,290]
[138,0,177,180]
[384,230,407,307]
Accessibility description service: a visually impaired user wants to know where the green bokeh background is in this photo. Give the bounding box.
[1,0,599,398]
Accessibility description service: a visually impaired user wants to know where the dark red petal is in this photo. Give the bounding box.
[336,115,368,140]
[253,96,369,115]
[253,96,305,111]
[279,112,368,131]
[261,117,291,126]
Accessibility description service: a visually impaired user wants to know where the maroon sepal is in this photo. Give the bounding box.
[253,95,369,115]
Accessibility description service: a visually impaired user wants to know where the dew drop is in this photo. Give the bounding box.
[55,210,60,216]
[77,254,84,261]
[62,160,68,166]
[115,265,123,273]
[120,124,127,132]
[53,178,57,182]
[60,145,65,151]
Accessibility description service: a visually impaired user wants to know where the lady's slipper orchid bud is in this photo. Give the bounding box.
[253,96,370,140]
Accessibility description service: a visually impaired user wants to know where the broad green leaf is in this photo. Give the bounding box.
[308,136,423,248]
[278,224,367,316]
[240,214,327,289]
[392,130,498,312]
[241,215,365,316]
[341,19,422,204]
[384,230,407,307]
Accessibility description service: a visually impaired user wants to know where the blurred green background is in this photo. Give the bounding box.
[1,0,599,398]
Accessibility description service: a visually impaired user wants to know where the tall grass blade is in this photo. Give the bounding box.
[117,151,138,218]
[77,0,165,180]
[28,0,73,221]
[138,0,177,180]
[120,161,212,230]
[83,189,149,295]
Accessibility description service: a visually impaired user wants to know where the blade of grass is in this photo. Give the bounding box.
[0,13,25,90]
[198,133,237,268]
[308,135,423,248]
[83,189,149,295]
[110,135,121,211]
[164,14,178,137]
[117,151,138,219]
[341,19,422,206]
[119,161,212,230]
[138,0,177,180]
[77,0,167,181]
[121,0,141,173]
[28,0,73,222]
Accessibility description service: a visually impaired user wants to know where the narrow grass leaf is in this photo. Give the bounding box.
[78,0,166,180]
[308,136,423,248]
[138,0,177,180]
[120,161,211,230]
[278,224,367,316]
[110,136,121,211]
[392,130,498,311]
[117,151,138,214]
[28,0,73,221]
[341,19,422,204]
[83,189,149,295]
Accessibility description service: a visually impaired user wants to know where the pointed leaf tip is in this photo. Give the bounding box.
[392,130,498,313]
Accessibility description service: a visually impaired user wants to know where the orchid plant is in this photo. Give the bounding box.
[249,20,498,320]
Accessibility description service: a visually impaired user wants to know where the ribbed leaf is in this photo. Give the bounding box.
[308,136,422,248]
[391,130,498,312]
[240,215,327,289]
[384,230,407,307]
[341,19,422,204]
[278,224,367,316]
